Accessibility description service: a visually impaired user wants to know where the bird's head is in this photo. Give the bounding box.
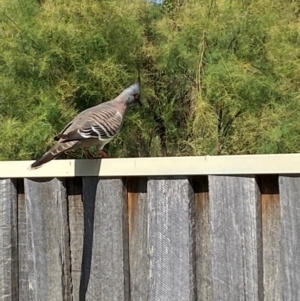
[118,79,142,107]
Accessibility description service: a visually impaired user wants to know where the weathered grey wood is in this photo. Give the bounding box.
[147,178,195,301]
[279,176,300,300]
[18,179,30,301]
[22,178,71,301]
[67,178,84,301]
[260,176,282,301]
[209,176,263,301]
[127,178,148,301]
[82,177,129,301]
[4,172,300,300]
[193,176,213,301]
[0,179,18,301]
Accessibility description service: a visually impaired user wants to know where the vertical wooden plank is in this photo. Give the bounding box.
[279,176,300,300]
[0,179,18,301]
[81,177,129,301]
[209,176,263,301]
[147,177,196,301]
[193,176,213,301]
[259,175,282,301]
[22,178,71,301]
[67,178,83,301]
[127,178,148,301]
[18,179,30,301]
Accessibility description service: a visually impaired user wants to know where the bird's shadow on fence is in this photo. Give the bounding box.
[74,159,102,177]
[79,176,100,301]
[74,160,102,301]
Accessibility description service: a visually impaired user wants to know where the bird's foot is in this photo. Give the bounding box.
[99,149,111,158]
[85,149,100,159]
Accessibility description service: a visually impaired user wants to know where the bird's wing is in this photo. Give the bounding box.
[54,121,73,141]
[30,140,80,169]
[59,104,124,143]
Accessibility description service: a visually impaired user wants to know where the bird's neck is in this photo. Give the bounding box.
[113,97,128,108]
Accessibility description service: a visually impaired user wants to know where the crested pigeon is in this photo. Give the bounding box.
[30,80,141,169]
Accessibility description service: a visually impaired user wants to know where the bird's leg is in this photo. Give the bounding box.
[84,148,100,159]
[84,148,111,159]
[99,149,111,158]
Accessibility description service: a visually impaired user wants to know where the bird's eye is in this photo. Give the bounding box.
[134,93,140,100]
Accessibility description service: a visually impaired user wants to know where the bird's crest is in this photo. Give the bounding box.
[119,81,140,98]
[117,79,141,106]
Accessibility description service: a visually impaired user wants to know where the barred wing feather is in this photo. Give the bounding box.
[54,121,73,141]
[79,108,123,141]
[59,107,123,143]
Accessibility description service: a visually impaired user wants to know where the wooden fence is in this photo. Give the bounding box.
[1,155,300,301]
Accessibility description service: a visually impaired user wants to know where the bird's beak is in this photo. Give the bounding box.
[138,99,142,107]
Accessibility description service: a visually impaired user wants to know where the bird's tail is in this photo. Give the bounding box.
[30,140,80,169]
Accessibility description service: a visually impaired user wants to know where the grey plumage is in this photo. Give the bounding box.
[30,81,141,169]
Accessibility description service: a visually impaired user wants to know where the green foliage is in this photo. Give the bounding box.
[1,0,300,160]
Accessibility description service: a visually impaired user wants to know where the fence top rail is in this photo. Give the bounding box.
[1,154,300,178]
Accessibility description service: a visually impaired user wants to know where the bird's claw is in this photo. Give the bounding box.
[99,149,111,158]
